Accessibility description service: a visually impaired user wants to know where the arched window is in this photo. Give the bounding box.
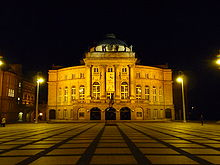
[145,86,150,100]
[79,85,85,100]
[92,82,100,99]
[71,86,76,101]
[64,87,68,102]
[136,85,142,99]
[121,82,128,99]
[153,86,157,102]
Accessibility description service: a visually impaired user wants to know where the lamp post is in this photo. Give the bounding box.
[35,77,44,123]
[0,59,4,118]
[176,76,186,123]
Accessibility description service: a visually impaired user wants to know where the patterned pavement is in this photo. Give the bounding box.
[0,122,220,165]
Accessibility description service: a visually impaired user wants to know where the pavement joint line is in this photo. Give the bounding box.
[75,125,105,165]
[116,124,152,165]
[124,123,214,165]
[150,124,220,139]
[149,124,220,142]
[0,123,89,155]
[0,125,73,145]
[134,123,220,152]
[15,123,99,165]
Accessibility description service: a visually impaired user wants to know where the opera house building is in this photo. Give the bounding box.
[47,34,174,121]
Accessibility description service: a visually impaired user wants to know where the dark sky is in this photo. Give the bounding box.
[1,1,220,119]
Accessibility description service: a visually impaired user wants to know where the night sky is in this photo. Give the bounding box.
[0,1,220,119]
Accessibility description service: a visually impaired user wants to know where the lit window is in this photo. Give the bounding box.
[92,82,100,99]
[153,86,157,102]
[18,82,22,87]
[8,89,15,97]
[71,86,76,100]
[64,87,68,102]
[145,86,150,100]
[107,92,114,99]
[108,68,113,72]
[136,85,141,99]
[94,68,99,73]
[121,82,129,99]
[79,85,85,100]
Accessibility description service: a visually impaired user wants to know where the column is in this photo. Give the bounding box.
[85,65,91,102]
[114,65,120,102]
[129,65,135,100]
[101,65,106,100]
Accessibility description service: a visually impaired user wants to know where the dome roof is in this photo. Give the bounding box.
[96,34,128,47]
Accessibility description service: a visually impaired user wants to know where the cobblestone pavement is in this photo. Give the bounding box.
[0,122,220,165]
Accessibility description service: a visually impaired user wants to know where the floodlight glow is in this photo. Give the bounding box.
[176,77,183,83]
[37,78,44,83]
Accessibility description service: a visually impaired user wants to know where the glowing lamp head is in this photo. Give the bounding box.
[37,78,44,83]
[216,59,220,65]
[0,60,3,66]
[176,77,183,83]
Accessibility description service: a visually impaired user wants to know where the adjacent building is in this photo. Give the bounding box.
[47,34,174,121]
[0,59,35,123]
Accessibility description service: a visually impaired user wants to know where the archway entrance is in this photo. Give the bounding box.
[105,107,116,120]
[120,107,131,120]
[90,107,101,120]
[49,109,56,119]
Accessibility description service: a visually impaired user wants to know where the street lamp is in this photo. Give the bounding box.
[0,59,4,118]
[176,76,186,123]
[35,77,44,123]
[216,54,220,66]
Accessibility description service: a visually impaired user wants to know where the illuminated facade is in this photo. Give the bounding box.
[47,34,174,120]
[0,63,35,122]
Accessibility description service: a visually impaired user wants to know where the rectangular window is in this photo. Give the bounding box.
[94,68,99,72]
[122,68,127,73]
[145,86,150,101]
[136,86,141,99]
[153,87,157,102]
[79,86,85,100]
[72,74,75,79]
[8,89,15,97]
[136,72,140,78]
[80,73,84,78]
[71,87,76,100]
[108,68,113,72]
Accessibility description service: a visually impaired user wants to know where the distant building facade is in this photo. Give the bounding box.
[47,34,174,121]
[0,60,35,123]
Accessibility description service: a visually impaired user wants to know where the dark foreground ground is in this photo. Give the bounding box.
[0,122,220,165]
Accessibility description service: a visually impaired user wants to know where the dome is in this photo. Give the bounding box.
[96,34,128,47]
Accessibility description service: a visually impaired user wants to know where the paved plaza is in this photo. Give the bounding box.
[0,122,220,165]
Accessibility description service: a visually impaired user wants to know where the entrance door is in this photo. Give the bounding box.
[105,107,116,120]
[49,109,56,119]
[120,107,131,120]
[90,107,101,120]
